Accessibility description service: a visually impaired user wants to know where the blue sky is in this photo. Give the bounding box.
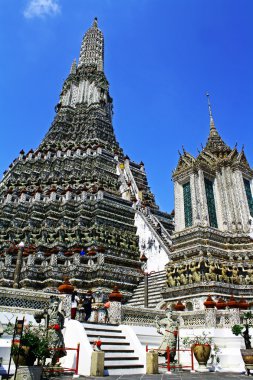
[0,0,253,212]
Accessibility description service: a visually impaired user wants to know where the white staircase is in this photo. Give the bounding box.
[127,270,167,308]
[83,322,145,375]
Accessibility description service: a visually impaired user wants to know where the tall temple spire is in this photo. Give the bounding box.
[206,92,217,136]
[70,58,76,74]
[78,17,104,71]
[203,93,231,156]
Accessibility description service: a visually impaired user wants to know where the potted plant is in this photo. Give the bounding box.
[182,332,212,371]
[11,323,50,366]
[232,311,253,375]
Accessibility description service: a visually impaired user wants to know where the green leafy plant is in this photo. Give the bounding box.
[11,323,50,364]
[232,312,253,349]
[181,332,213,347]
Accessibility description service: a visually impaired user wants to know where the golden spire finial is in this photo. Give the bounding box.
[206,92,217,135]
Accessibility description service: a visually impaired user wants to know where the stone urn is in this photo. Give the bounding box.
[241,349,253,375]
[12,366,43,380]
[192,344,211,371]
[12,345,36,366]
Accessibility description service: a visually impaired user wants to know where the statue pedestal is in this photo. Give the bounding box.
[146,351,158,374]
[196,365,209,372]
[90,351,104,376]
[11,366,42,380]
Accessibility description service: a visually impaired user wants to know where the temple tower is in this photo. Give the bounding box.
[174,95,253,234]
[163,96,253,310]
[0,19,173,296]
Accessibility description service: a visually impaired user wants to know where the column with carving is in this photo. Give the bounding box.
[108,286,123,325]
[174,181,184,232]
[58,277,74,319]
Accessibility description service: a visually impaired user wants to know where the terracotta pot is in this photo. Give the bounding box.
[227,295,239,309]
[204,295,216,308]
[64,251,73,257]
[192,344,211,367]
[238,298,249,310]
[174,301,185,311]
[58,277,74,294]
[109,286,123,302]
[216,297,226,310]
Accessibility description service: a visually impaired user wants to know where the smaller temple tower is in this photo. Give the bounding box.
[174,94,253,234]
[163,96,253,310]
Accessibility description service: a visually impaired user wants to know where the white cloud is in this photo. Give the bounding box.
[24,0,61,19]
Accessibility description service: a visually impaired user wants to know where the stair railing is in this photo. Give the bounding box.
[148,213,172,246]
[136,210,172,254]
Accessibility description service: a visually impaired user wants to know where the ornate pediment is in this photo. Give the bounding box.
[235,149,252,171]
[173,151,195,176]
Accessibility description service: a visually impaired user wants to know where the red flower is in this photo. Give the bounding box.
[53,324,61,331]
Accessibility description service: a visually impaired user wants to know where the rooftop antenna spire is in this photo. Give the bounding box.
[206,92,217,136]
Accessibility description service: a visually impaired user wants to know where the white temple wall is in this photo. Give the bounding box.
[190,173,198,225]
[61,80,100,107]
[134,213,169,272]
[213,175,223,230]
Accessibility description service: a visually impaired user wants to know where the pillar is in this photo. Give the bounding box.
[146,351,158,374]
[90,351,104,376]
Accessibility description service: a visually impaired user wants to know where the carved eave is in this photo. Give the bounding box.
[173,152,195,179]
[231,150,253,175]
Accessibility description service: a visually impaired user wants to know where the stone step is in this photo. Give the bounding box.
[87,334,126,339]
[102,349,134,353]
[133,279,166,287]
[128,291,163,299]
[89,338,128,344]
[82,324,121,333]
[128,298,161,303]
[89,341,130,346]
[83,319,145,375]
[81,322,121,332]
[104,352,138,358]
[104,359,141,366]
[104,367,144,375]
[131,286,165,294]
[104,355,139,360]
[104,364,144,370]
[136,277,166,284]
